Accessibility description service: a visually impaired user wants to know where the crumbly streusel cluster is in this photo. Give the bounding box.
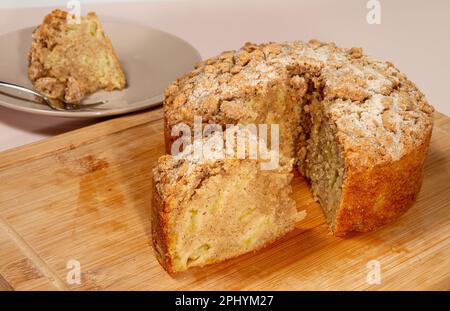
[164,40,434,167]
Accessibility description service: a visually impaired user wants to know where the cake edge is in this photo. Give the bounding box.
[334,123,433,236]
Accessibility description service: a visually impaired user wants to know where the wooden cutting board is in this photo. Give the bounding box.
[0,108,449,291]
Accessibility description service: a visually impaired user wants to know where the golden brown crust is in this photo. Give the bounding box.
[334,125,432,236]
[164,115,175,155]
[151,179,175,275]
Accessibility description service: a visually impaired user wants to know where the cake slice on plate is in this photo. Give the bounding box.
[28,9,126,103]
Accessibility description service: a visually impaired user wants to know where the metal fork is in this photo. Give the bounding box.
[0,81,106,111]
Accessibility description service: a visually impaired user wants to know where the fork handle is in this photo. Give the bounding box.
[0,81,46,100]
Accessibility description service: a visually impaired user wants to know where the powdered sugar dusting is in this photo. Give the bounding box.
[165,40,434,165]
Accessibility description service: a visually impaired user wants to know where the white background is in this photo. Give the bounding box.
[0,0,449,151]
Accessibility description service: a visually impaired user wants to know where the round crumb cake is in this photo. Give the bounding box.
[160,39,433,238]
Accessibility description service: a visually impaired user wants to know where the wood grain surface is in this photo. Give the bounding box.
[0,108,449,290]
[0,274,13,291]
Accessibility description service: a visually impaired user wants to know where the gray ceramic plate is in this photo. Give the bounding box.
[0,21,201,118]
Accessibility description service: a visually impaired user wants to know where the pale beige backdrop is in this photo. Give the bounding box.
[0,0,449,151]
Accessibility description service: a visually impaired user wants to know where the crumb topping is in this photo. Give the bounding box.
[164,40,434,167]
[153,126,292,201]
[28,9,126,103]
